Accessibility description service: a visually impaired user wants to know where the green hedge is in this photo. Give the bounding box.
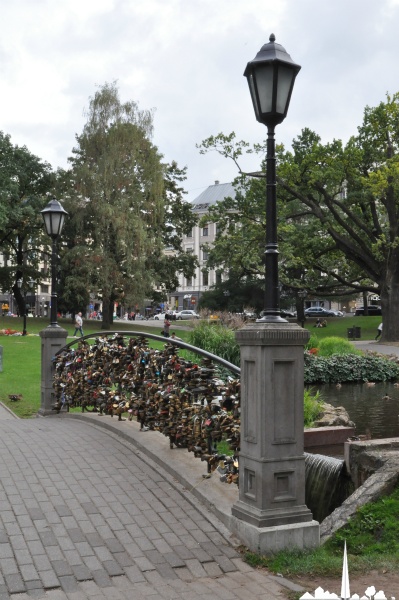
[304,352,399,384]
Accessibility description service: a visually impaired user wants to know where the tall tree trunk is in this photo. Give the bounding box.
[101,296,113,330]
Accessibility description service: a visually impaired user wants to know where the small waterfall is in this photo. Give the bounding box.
[305,453,354,523]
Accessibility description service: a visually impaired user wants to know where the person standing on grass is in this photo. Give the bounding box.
[375,322,383,340]
[163,317,171,338]
[73,312,84,337]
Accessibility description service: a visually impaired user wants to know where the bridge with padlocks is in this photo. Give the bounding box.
[52,331,241,484]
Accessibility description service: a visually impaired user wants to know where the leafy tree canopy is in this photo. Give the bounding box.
[0,131,55,314]
[198,93,399,340]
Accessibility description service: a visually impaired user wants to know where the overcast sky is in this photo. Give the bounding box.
[1,0,399,202]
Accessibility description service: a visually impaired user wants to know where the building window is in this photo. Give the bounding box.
[202,225,209,236]
[202,250,209,261]
[186,278,193,287]
[186,247,193,254]
[186,229,193,238]
[216,271,222,286]
[202,271,209,286]
[41,285,49,294]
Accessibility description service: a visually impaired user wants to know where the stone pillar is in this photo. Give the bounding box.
[38,326,68,417]
[231,321,320,553]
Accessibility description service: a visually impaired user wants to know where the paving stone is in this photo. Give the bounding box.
[214,555,237,573]
[5,572,26,594]
[163,552,186,568]
[104,538,125,552]
[0,556,19,575]
[102,559,125,576]
[33,554,52,571]
[72,564,93,582]
[92,569,114,588]
[203,561,224,577]
[51,560,73,577]
[111,551,133,567]
[20,563,40,581]
[185,559,208,578]
[59,575,80,593]
[0,543,13,559]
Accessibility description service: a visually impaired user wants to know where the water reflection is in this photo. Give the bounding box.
[309,382,399,440]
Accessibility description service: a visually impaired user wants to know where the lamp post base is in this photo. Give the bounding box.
[37,325,68,417]
[231,515,320,555]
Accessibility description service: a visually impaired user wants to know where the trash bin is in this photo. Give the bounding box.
[347,328,354,340]
[354,326,361,339]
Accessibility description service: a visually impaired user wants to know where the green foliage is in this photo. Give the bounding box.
[303,388,324,427]
[304,352,399,384]
[317,336,361,357]
[188,321,240,367]
[60,82,165,328]
[305,333,319,350]
[0,131,55,314]
[327,487,399,556]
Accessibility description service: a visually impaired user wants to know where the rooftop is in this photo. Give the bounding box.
[191,181,236,210]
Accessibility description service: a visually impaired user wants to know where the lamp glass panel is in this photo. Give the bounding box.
[276,64,295,114]
[248,73,260,120]
[43,212,64,237]
[254,65,274,114]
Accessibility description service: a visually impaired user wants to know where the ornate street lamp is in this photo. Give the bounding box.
[40,198,68,327]
[244,34,301,322]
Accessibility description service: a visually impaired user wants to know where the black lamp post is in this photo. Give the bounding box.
[16,278,35,335]
[298,289,308,328]
[16,278,26,336]
[40,198,68,327]
[244,34,301,322]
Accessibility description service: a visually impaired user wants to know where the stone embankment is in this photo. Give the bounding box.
[320,438,399,543]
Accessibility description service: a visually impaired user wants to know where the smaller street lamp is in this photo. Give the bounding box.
[40,198,68,327]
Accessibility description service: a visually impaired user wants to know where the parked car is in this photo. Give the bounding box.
[281,310,296,318]
[355,305,382,316]
[304,307,335,317]
[153,313,166,320]
[330,310,344,317]
[176,309,200,320]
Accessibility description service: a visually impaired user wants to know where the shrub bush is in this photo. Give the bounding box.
[317,336,361,357]
[304,352,399,384]
[189,321,240,366]
[304,388,324,427]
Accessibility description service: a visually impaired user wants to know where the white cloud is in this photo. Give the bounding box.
[0,0,398,200]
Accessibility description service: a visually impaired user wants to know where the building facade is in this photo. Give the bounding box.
[168,181,236,311]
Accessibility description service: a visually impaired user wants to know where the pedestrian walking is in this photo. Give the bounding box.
[163,317,171,338]
[73,312,84,337]
[375,322,383,340]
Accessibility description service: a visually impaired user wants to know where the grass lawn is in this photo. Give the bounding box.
[302,315,381,341]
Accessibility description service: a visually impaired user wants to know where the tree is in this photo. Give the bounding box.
[59,84,197,328]
[0,132,55,315]
[199,94,399,341]
[59,82,165,329]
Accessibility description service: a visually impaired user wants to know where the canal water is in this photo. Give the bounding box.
[310,382,399,439]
